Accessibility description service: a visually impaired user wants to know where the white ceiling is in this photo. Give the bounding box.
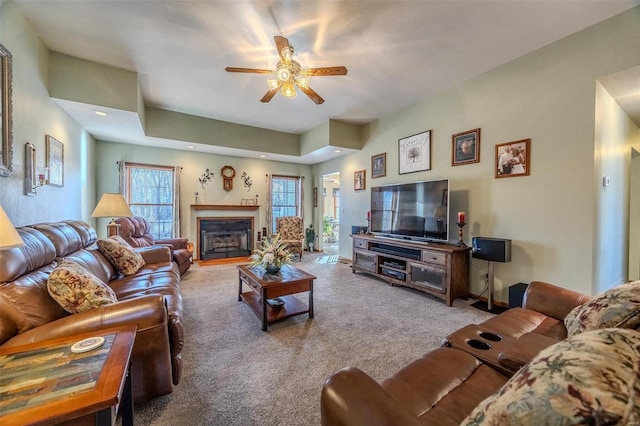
[13,0,640,163]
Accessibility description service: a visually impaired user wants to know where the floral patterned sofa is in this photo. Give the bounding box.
[321,280,640,425]
[276,216,304,260]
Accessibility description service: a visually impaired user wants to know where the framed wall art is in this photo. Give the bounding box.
[46,135,64,187]
[398,130,431,174]
[371,153,386,178]
[313,187,318,207]
[354,169,366,191]
[495,138,530,179]
[452,128,480,166]
[1,43,13,177]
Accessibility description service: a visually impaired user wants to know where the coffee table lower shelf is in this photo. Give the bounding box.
[240,292,310,327]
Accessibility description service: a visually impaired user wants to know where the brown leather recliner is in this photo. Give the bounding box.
[116,216,191,275]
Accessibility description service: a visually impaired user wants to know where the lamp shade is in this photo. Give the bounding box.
[433,207,446,218]
[91,193,133,218]
[0,205,25,250]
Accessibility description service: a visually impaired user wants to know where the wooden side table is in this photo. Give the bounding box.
[0,325,137,426]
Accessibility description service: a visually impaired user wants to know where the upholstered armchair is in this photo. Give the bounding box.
[115,216,191,275]
[276,216,304,261]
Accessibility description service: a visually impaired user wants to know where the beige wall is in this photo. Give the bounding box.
[312,7,640,300]
[594,81,640,293]
[94,141,313,244]
[0,0,96,226]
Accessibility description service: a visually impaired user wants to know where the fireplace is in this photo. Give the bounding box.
[198,217,253,260]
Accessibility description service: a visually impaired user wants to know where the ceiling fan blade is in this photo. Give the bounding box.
[274,36,291,61]
[260,83,282,103]
[225,67,273,74]
[297,85,325,105]
[304,66,348,77]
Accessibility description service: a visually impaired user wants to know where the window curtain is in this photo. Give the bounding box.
[299,176,304,220]
[172,166,182,238]
[266,174,273,237]
[117,161,127,197]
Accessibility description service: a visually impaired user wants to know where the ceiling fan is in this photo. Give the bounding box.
[225,36,348,104]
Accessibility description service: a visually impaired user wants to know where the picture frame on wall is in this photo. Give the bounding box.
[46,135,64,187]
[398,130,431,174]
[495,138,530,178]
[371,153,386,178]
[354,169,366,191]
[313,187,318,207]
[452,128,480,166]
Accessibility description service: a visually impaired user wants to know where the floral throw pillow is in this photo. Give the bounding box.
[564,280,640,336]
[97,235,146,276]
[461,328,640,426]
[48,259,118,314]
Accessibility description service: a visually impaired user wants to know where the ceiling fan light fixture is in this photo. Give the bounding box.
[281,46,293,61]
[281,80,297,98]
[296,76,310,89]
[276,64,290,81]
[267,79,280,90]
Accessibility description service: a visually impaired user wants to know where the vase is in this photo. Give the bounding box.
[265,264,280,274]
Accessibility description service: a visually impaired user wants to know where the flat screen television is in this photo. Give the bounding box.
[370,179,449,243]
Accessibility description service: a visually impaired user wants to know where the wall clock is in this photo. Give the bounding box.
[221,165,235,191]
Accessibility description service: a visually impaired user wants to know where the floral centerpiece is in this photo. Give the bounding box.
[249,234,293,274]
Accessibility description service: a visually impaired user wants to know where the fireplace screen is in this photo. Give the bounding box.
[199,218,253,260]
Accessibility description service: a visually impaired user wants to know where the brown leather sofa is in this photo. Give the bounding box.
[0,220,184,404]
[321,281,590,425]
[116,216,192,275]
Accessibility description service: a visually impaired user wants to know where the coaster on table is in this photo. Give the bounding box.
[71,336,105,353]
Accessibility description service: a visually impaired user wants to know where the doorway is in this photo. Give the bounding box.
[630,148,640,280]
[322,172,340,255]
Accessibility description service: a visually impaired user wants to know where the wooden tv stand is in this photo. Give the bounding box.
[351,234,471,306]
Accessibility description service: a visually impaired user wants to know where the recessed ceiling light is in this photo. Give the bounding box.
[334,149,342,153]
[94,111,107,116]
[187,145,195,149]
[259,154,267,158]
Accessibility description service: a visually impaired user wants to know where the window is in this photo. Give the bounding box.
[333,188,340,220]
[271,175,302,232]
[125,163,175,239]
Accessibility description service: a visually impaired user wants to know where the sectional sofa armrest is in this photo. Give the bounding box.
[321,367,423,426]
[522,281,590,321]
[498,331,559,372]
[156,237,188,250]
[1,295,168,348]
[135,245,172,264]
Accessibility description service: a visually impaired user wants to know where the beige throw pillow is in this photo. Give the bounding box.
[97,235,146,276]
[48,259,118,314]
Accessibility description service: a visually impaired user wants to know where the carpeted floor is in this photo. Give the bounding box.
[126,252,494,425]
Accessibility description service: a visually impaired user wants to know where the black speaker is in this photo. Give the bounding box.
[509,282,529,308]
[472,237,512,263]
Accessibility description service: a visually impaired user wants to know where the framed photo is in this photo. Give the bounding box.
[313,187,318,207]
[398,130,431,174]
[452,128,480,166]
[495,138,530,178]
[371,153,386,179]
[46,135,64,187]
[354,169,366,191]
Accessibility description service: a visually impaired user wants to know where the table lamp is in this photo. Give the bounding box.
[433,206,446,235]
[91,193,133,237]
[0,205,25,250]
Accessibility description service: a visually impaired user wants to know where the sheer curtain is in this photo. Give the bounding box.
[266,174,273,237]
[172,166,182,237]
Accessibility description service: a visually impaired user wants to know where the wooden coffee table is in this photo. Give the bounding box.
[238,264,316,331]
[0,325,136,426]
